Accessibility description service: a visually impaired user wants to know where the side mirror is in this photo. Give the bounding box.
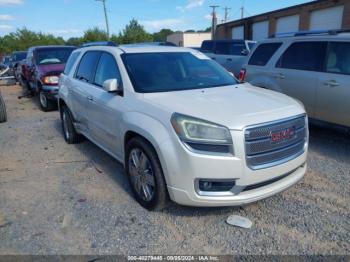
[102,79,120,93]
[241,49,249,56]
[102,79,121,93]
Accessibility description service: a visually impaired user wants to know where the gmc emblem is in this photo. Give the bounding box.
[271,127,295,143]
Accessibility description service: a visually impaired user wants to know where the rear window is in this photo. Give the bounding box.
[201,41,214,53]
[248,43,282,66]
[276,42,327,72]
[63,51,81,75]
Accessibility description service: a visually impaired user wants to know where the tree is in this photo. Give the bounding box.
[152,29,173,42]
[82,27,109,43]
[185,30,196,33]
[66,37,83,46]
[118,19,153,44]
[0,28,65,54]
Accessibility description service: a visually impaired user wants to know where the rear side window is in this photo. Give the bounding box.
[64,51,80,75]
[201,41,214,53]
[248,43,282,66]
[276,42,327,72]
[94,52,122,86]
[326,42,350,75]
[75,51,100,83]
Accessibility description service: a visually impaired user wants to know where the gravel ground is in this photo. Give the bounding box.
[0,85,349,255]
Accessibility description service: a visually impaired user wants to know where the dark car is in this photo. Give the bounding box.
[21,46,76,111]
[9,51,27,80]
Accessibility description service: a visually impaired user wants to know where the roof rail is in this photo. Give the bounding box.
[269,29,350,38]
[81,41,117,47]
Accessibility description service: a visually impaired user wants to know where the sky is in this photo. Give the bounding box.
[0,0,313,39]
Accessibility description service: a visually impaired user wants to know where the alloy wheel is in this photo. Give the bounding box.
[128,148,156,202]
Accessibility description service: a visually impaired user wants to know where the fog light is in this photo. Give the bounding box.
[198,180,235,192]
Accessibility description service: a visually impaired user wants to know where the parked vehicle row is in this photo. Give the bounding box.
[58,44,308,210]
[241,29,350,128]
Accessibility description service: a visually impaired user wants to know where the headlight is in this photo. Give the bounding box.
[42,76,59,85]
[171,113,233,154]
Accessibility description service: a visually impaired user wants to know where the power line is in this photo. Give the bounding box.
[95,0,110,37]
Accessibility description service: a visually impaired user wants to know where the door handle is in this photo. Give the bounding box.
[227,58,233,62]
[275,73,285,80]
[86,95,93,101]
[324,80,339,87]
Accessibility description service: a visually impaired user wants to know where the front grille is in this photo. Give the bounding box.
[245,115,307,170]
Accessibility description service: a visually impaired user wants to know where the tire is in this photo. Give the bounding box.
[60,105,84,144]
[0,92,7,123]
[39,91,57,112]
[125,137,168,210]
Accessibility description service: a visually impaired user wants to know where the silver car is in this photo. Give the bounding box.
[241,30,350,128]
[58,44,307,210]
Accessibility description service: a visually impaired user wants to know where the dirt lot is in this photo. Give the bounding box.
[0,85,349,255]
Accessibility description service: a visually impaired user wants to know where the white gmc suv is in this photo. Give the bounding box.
[58,44,308,210]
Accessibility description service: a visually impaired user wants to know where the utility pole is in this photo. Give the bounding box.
[95,0,110,38]
[223,7,231,23]
[240,5,244,19]
[210,5,219,39]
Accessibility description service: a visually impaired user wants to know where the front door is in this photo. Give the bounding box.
[85,52,123,158]
[273,41,327,118]
[316,42,350,127]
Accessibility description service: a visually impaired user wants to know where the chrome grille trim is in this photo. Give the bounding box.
[245,115,307,170]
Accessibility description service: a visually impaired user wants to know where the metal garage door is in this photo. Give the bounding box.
[310,6,344,30]
[232,26,244,40]
[252,21,269,41]
[276,15,300,34]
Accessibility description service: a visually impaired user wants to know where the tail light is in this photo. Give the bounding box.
[238,68,246,82]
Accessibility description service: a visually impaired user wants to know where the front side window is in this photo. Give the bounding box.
[248,42,282,66]
[75,51,101,83]
[36,48,76,65]
[94,53,122,86]
[64,51,81,75]
[326,42,350,75]
[277,42,327,72]
[122,52,237,93]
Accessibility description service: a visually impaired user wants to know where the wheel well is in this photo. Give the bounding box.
[124,131,157,162]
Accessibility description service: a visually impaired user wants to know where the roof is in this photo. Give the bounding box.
[257,33,350,44]
[78,45,194,54]
[29,45,76,51]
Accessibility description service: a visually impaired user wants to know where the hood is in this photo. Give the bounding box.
[37,64,65,76]
[143,83,305,130]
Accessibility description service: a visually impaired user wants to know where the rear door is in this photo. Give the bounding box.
[71,51,101,129]
[85,52,124,157]
[316,41,350,126]
[273,41,327,118]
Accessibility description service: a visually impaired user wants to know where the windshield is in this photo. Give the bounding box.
[122,52,237,93]
[36,48,75,65]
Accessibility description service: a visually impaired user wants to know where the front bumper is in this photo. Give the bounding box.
[42,85,59,100]
[158,128,308,207]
